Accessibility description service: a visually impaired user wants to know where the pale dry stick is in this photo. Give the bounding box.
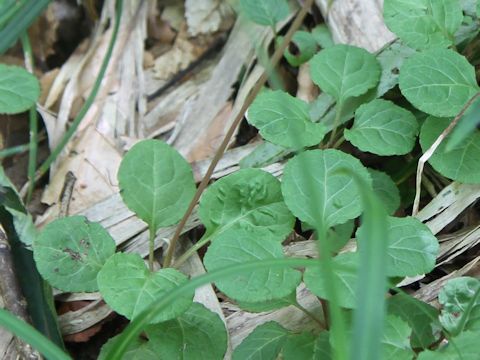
[412,92,480,216]
[163,0,315,268]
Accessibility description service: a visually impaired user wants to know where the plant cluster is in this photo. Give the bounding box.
[1,0,480,359]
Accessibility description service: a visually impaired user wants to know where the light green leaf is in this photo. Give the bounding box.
[368,169,401,215]
[199,168,294,241]
[239,0,289,27]
[246,90,326,149]
[382,315,414,360]
[387,293,441,349]
[345,99,418,155]
[283,31,318,67]
[399,48,479,117]
[33,216,115,292]
[282,332,331,360]
[446,95,480,151]
[420,116,480,183]
[309,44,381,103]
[356,216,438,277]
[304,252,359,309]
[281,149,371,229]
[203,228,301,303]
[0,64,40,114]
[118,139,196,233]
[328,220,355,254]
[97,252,193,323]
[0,166,36,245]
[438,277,480,335]
[311,24,334,49]
[147,303,227,360]
[384,0,463,50]
[232,321,289,360]
[417,331,480,359]
[237,291,296,313]
[98,334,157,360]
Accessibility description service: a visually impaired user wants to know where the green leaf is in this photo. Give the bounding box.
[309,44,381,103]
[446,95,480,151]
[417,331,480,359]
[383,0,463,50]
[203,228,301,303]
[438,277,480,335]
[199,168,294,241]
[97,252,193,323]
[118,139,196,233]
[0,63,39,114]
[99,334,157,360]
[382,315,414,360]
[304,252,359,309]
[246,90,326,149]
[33,216,115,292]
[237,291,296,313]
[356,216,438,277]
[399,48,479,117]
[311,24,334,49]
[281,149,372,229]
[344,99,419,155]
[239,0,289,27]
[232,321,289,360]
[283,31,318,67]
[0,165,36,245]
[387,293,441,349]
[282,331,331,360]
[147,303,228,360]
[420,116,480,183]
[327,220,355,254]
[368,169,401,215]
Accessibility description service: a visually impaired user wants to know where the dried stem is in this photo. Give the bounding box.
[163,0,315,268]
[412,92,480,216]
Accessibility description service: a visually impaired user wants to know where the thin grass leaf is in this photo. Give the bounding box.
[0,309,71,360]
[335,168,389,360]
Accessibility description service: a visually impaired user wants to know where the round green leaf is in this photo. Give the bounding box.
[384,0,463,50]
[368,169,401,215]
[356,216,438,277]
[99,334,157,360]
[233,321,289,360]
[203,228,301,303]
[97,252,193,323]
[283,332,331,360]
[33,216,115,292]
[304,252,359,309]
[399,48,479,117]
[417,331,480,360]
[281,149,372,229]
[283,31,318,67]
[239,0,289,27]
[382,315,414,360]
[309,44,381,103]
[118,139,196,232]
[199,168,294,241]
[246,90,326,149]
[147,303,227,360]
[420,116,480,183]
[438,277,480,335]
[345,99,419,155]
[0,64,40,114]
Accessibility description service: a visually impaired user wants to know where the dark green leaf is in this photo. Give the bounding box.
[246,90,326,149]
[97,252,193,323]
[417,331,480,359]
[282,331,331,360]
[118,139,196,233]
[284,31,318,67]
[368,169,401,215]
[33,216,116,292]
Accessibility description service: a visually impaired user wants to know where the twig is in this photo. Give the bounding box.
[0,225,41,359]
[58,171,77,218]
[163,0,316,268]
[412,92,480,216]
